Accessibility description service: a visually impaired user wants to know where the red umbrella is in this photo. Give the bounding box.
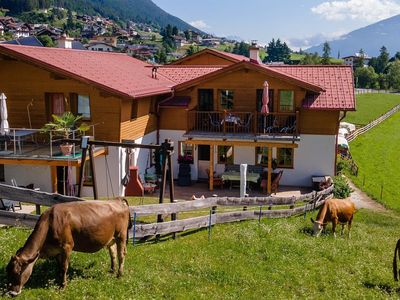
[261,81,269,114]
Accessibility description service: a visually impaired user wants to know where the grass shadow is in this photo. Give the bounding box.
[363,281,400,295]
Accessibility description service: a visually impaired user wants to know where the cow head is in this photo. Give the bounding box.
[310,218,323,237]
[6,252,38,296]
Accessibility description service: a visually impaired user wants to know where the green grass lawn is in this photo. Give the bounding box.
[344,93,400,126]
[348,111,400,211]
[1,209,400,299]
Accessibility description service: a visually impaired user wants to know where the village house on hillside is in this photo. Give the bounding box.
[0,45,355,197]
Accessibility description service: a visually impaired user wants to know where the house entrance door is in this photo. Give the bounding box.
[197,145,210,180]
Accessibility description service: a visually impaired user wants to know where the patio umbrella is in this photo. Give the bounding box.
[261,81,269,134]
[261,81,269,114]
[0,93,9,135]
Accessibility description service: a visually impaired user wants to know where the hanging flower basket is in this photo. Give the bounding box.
[178,154,193,164]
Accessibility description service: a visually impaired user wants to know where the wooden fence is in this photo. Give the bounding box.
[355,88,399,95]
[0,184,334,239]
[346,103,400,142]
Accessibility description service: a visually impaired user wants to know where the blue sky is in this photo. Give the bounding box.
[152,0,400,49]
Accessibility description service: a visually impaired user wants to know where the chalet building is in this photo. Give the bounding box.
[87,42,118,52]
[342,53,371,68]
[0,45,355,197]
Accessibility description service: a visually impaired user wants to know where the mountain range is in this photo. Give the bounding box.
[0,0,202,32]
[306,14,400,57]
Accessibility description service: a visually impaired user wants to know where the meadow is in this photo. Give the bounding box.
[348,111,400,212]
[0,209,400,299]
[344,93,400,126]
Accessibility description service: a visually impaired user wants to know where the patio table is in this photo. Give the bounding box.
[221,171,260,183]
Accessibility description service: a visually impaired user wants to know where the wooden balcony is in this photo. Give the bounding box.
[187,110,299,139]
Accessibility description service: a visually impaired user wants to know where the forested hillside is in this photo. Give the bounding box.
[0,0,201,32]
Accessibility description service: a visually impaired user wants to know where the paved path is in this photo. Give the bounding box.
[348,180,387,212]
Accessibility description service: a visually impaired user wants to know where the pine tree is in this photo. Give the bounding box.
[376,46,389,74]
[321,41,331,65]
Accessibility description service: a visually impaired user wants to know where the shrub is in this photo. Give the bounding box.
[333,176,352,198]
[336,157,351,174]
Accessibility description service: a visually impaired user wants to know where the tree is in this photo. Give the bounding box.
[232,41,250,57]
[386,60,400,89]
[354,66,378,88]
[376,46,389,73]
[172,26,178,36]
[321,41,331,65]
[300,52,321,65]
[37,35,55,47]
[184,30,190,41]
[186,45,199,56]
[353,49,365,69]
[155,48,167,64]
[264,38,291,63]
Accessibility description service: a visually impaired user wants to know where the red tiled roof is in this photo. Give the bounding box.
[170,48,250,65]
[159,96,191,108]
[0,44,174,98]
[269,65,355,110]
[158,65,223,84]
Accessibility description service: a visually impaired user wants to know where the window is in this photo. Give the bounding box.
[178,141,193,157]
[131,102,138,120]
[279,90,294,112]
[256,89,274,112]
[277,148,294,168]
[45,93,65,119]
[77,95,91,119]
[218,145,234,164]
[219,90,234,110]
[70,93,91,120]
[256,147,269,165]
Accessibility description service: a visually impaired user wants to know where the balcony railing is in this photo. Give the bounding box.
[0,125,96,159]
[187,110,299,137]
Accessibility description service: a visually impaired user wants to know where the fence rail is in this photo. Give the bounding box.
[347,103,400,142]
[0,184,333,239]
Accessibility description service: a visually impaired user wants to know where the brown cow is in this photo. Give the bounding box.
[6,199,132,296]
[311,198,356,237]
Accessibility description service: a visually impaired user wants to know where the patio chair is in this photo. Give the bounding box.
[238,114,253,132]
[206,169,224,189]
[271,170,283,194]
[208,113,221,131]
[264,116,279,133]
[280,116,296,134]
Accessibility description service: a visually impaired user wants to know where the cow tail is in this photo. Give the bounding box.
[393,239,400,281]
[122,198,133,229]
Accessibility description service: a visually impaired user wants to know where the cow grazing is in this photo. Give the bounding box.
[6,199,132,296]
[393,239,400,281]
[311,198,356,237]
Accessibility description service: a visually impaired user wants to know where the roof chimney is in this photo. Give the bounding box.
[249,45,262,64]
[57,34,74,49]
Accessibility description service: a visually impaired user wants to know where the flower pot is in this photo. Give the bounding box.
[60,144,73,156]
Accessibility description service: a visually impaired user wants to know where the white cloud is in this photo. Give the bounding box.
[189,20,210,30]
[311,0,400,22]
[286,31,346,50]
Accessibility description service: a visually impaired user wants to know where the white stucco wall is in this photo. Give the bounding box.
[4,165,52,191]
[279,134,336,187]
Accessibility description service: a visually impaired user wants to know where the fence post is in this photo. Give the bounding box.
[132,212,137,246]
[258,206,262,223]
[208,209,213,241]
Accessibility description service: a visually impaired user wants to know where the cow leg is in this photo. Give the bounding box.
[60,244,73,288]
[116,238,127,278]
[347,216,354,238]
[108,242,117,273]
[341,224,345,236]
[332,220,337,238]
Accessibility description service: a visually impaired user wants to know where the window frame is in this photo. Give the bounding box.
[255,146,269,166]
[217,145,234,165]
[278,90,295,112]
[131,101,139,120]
[69,93,92,121]
[219,89,234,110]
[178,141,194,157]
[256,89,274,112]
[276,148,294,169]
[77,94,91,121]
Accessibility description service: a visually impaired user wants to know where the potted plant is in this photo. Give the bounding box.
[42,112,89,156]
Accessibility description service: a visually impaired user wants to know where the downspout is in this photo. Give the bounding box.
[334,111,347,175]
[156,91,174,145]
